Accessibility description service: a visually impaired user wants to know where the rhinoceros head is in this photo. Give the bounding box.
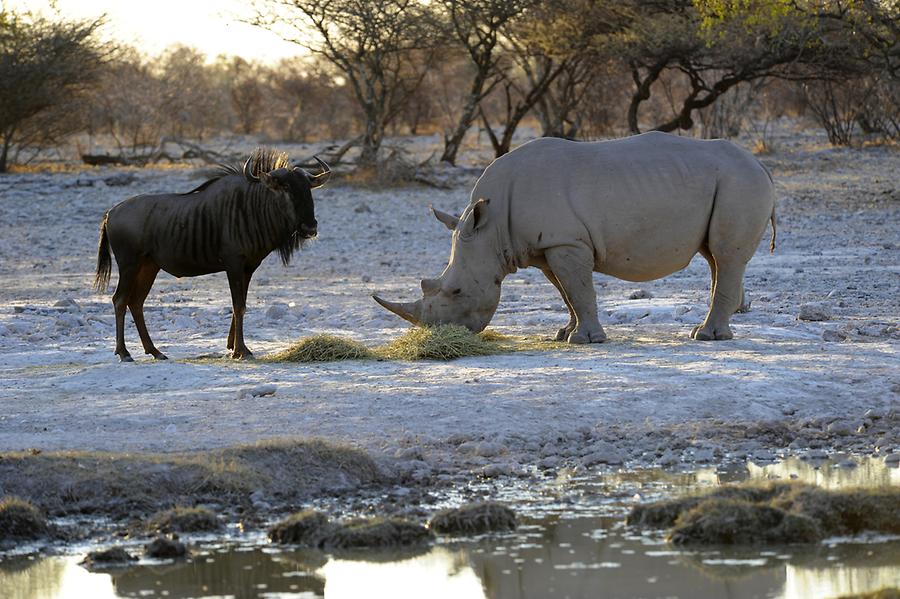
[373,199,502,332]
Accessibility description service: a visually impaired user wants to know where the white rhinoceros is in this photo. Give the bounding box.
[374,131,776,342]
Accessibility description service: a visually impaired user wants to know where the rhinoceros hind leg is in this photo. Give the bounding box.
[692,256,746,341]
[540,267,577,340]
[545,246,606,344]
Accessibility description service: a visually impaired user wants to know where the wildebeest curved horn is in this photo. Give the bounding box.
[308,156,331,188]
[243,156,259,182]
[372,294,422,325]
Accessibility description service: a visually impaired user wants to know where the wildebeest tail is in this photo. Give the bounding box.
[94,213,112,292]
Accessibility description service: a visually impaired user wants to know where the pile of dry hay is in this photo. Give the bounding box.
[266,326,565,363]
[627,481,900,545]
[265,335,374,362]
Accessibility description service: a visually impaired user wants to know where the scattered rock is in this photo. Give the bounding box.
[628,289,652,300]
[0,496,48,540]
[428,502,516,535]
[238,384,278,399]
[81,547,137,569]
[103,173,138,187]
[145,536,188,559]
[798,302,832,321]
[147,507,220,533]
[473,442,503,458]
[354,202,372,213]
[822,329,847,342]
[265,303,289,321]
[53,298,80,311]
[884,453,900,465]
[858,322,892,337]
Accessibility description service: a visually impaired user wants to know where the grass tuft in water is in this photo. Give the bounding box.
[628,482,900,545]
[0,496,48,540]
[269,510,334,545]
[265,334,374,362]
[147,506,221,533]
[269,511,432,549]
[428,501,517,535]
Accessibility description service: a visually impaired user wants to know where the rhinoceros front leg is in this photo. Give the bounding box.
[545,246,606,344]
[540,267,576,341]
[691,256,747,341]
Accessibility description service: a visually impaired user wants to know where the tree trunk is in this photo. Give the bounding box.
[0,129,14,173]
[440,69,491,165]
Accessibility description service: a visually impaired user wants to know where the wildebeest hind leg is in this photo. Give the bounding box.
[226,275,252,350]
[112,262,138,362]
[129,261,166,359]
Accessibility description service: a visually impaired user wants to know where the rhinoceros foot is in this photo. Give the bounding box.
[690,323,734,341]
[567,327,607,344]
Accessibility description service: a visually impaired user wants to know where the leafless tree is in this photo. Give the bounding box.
[0,9,108,171]
[251,0,442,166]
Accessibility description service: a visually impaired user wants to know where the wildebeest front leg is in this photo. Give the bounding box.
[226,273,252,351]
[226,267,255,359]
[545,246,606,344]
[540,267,576,341]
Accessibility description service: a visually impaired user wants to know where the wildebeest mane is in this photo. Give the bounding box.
[180,148,292,195]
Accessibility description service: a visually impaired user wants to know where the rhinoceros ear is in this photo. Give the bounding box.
[430,205,459,231]
[459,198,490,237]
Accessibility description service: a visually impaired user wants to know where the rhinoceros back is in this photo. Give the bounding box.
[473,132,774,282]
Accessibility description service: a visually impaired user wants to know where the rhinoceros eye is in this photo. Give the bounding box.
[451,288,462,295]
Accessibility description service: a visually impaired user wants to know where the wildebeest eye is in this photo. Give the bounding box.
[452,288,462,295]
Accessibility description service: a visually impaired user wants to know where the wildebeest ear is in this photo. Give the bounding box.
[260,168,291,192]
[430,205,459,231]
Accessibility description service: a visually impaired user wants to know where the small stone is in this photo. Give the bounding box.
[473,442,503,458]
[145,537,188,559]
[265,303,289,321]
[238,384,277,399]
[827,421,852,436]
[53,298,80,310]
[798,302,832,322]
[628,289,652,300]
[752,449,776,462]
[884,453,900,465]
[822,329,847,342]
[865,409,883,421]
[803,449,829,460]
[858,322,890,337]
[354,202,372,213]
[104,173,137,187]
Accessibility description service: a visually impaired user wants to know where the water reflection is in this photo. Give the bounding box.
[3,521,897,599]
[1,457,897,599]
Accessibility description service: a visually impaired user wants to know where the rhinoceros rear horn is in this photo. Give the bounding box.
[373,294,422,325]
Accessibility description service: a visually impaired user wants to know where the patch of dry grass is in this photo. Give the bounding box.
[147,507,220,533]
[627,482,900,546]
[0,439,383,518]
[377,325,498,360]
[428,501,517,535]
[264,334,374,363]
[0,496,48,540]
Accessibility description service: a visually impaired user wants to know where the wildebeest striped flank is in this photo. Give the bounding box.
[94,148,331,361]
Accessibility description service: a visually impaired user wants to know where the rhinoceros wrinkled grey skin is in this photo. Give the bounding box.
[374,131,776,342]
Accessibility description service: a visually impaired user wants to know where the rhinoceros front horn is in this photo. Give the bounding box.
[372,295,422,325]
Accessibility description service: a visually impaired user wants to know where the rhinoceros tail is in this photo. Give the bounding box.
[769,208,777,254]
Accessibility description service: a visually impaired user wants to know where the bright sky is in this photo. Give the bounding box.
[5,0,305,61]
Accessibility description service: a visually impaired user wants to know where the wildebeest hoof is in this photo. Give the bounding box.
[231,349,254,360]
[567,328,607,344]
[555,326,575,341]
[691,324,734,341]
[118,353,134,363]
[151,352,168,360]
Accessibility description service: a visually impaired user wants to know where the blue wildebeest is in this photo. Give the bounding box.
[94,149,331,361]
